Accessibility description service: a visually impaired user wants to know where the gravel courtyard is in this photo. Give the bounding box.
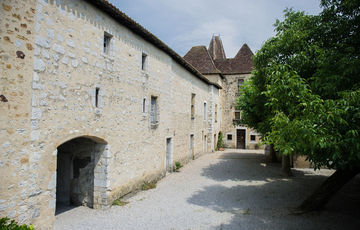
[54,150,360,230]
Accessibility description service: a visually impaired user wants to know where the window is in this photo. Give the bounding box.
[227,134,232,141]
[103,32,112,54]
[250,135,256,141]
[95,87,100,108]
[234,111,241,120]
[237,78,244,94]
[215,104,218,122]
[150,96,158,125]
[191,93,195,119]
[203,102,207,121]
[142,98,146,113]
[142,53,147,71]
[204,135,207,152]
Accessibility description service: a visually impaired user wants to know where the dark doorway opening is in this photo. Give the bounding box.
[56,137,106,214]
[166,138,172,172]
[236,129,246,149]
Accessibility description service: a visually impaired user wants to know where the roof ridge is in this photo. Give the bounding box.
[202,46,221,73]
[208,35,226,60]
[86,0,221,88]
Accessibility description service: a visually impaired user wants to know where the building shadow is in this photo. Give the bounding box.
[188,152,360,230]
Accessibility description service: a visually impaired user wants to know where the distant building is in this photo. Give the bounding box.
[184,36,262,149]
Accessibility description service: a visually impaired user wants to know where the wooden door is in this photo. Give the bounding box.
[236,129,245,149]
[190,135,194,160]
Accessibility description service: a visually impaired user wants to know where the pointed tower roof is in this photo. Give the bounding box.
[214,43,254,74]
[184,37,254,75]
[184,46,220,74]
[208,35,226,60]
[235,43,254,59]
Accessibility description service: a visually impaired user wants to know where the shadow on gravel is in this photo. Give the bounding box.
[188,152,360,230]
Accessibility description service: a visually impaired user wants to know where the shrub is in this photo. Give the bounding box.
[174,161,183,172]
[0,217,34,230]
[216,132,224,150]
[141,182,156,190]
[112,199,129,206]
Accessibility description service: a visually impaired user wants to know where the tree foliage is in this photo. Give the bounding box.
[237,0,360,170]
[216,131,224,150]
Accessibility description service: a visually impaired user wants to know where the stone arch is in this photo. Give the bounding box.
[55,135,111,213]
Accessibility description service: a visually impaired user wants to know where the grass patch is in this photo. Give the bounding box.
[241,208,251,215]
[174,161,183,172]
[112,199,129,206]
[141,181,157,190]
[0,217,34,229]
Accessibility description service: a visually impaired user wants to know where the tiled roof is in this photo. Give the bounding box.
[185,38,254,75]
[215,44,254,74]
[85,0,221,89]
[183,46,220,74]
[208,36,226,60]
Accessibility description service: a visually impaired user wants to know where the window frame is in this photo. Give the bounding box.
[203,101,207,121]
[103,32,112,55]
[250,134,257,142]
[237,78,244,95]
[142,52,148,71]
[150,96,159,126]
[191,93,195,120]
[95,87,100,108]
[234,110,241,120]
[227,134,233,141]
[142,97,147,114]
[215,104,218,123]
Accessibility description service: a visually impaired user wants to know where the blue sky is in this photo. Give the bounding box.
[108,0,322,57]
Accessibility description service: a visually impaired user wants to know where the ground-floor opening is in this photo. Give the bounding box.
[165,137,173,172]
[236,129,246,149]
[55,136,108,214]
[214,133,217,150]
[190,134,194,160]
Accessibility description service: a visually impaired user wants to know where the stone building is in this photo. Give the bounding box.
[0,0,223,228]
[184,36,262,149]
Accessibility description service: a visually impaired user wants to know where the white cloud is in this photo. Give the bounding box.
[110,0,322,56]
[173,18,241,57]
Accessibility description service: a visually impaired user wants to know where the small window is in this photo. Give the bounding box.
[142,98,146,113]
[238,78,244,94]
[203,102,207,121]
[103,32,112,54]
[227,134,232,141]
[191,93,195,119]
[234,111,241,120]
[95,87,100,108]
[250,135,256,141]
[215,104,218,123]
[142,53,147,71]
[150,96,158,125]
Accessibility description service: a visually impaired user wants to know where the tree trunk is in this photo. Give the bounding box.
[282,154,292,176]
[266,144,278,162]
[269,144,278,162]
[298,167,360,212]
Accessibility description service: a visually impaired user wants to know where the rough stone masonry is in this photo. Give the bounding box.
[0,0,223,228]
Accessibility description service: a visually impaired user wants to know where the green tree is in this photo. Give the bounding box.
[237,0,360,212]
[216,131,224,150]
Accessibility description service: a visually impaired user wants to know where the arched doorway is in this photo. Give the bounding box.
[55,136,110,214]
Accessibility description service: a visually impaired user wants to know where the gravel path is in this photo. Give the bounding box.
[54,150,360,230]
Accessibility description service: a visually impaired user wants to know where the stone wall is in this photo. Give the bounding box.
[0,0,38,225]
[221,73,263,149]
[0,0,221,229]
